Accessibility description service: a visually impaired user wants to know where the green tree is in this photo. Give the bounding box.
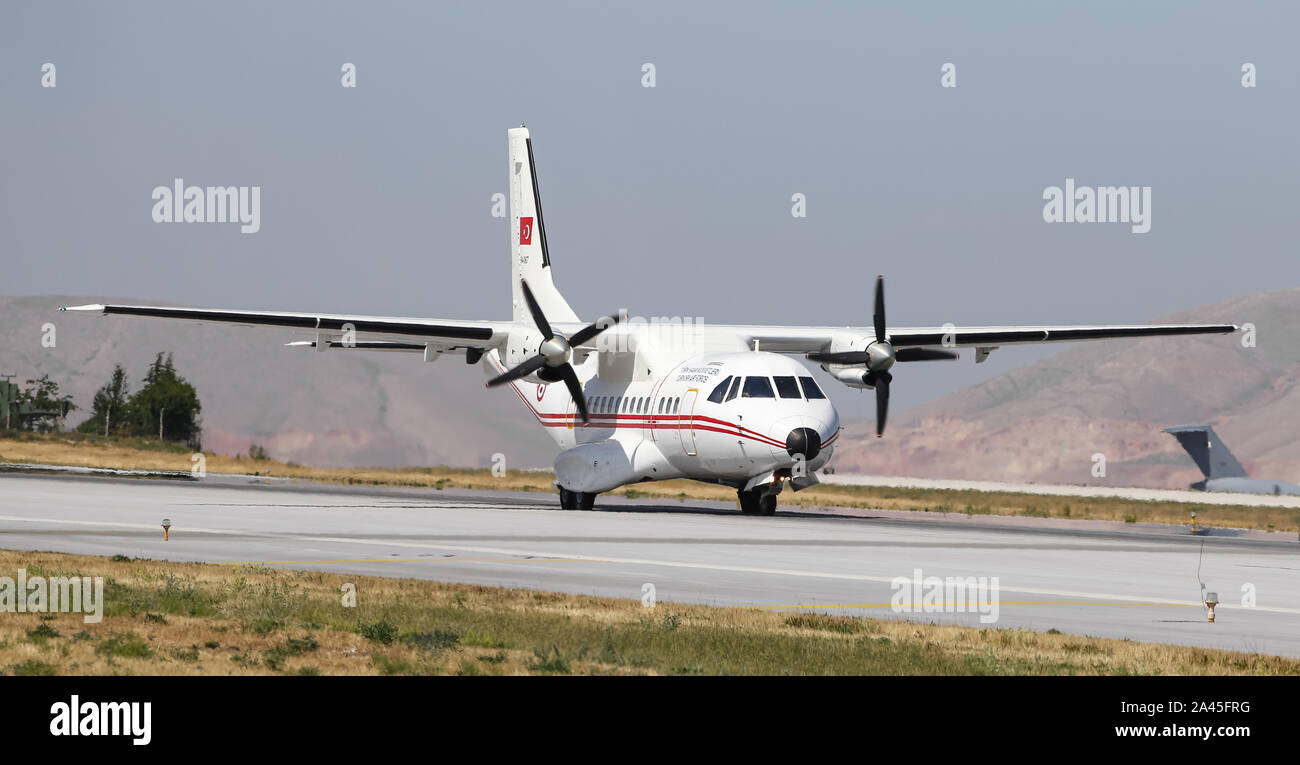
[127,353,203,449]
[78,364,131,436]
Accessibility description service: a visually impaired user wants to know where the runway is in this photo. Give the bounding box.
[2,472,1298,657]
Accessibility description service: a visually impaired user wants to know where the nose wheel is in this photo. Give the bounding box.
[738,488,778,516]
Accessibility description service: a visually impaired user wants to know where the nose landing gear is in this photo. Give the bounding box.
[738,486,779,516]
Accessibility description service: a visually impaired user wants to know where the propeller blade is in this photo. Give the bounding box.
[558,364,589,423]
[874,371,891,437]
[568,312,624,347]
[519,279,552,339]
[872,275,887,343]
[895,348,959,362]
[485,354,548,387]
[806,350,871,365]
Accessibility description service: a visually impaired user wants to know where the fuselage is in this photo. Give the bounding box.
[487,349,839,492]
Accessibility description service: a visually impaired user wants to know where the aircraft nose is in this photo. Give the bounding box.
[785,427,821,462]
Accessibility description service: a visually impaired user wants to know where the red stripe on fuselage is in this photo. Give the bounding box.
[487,354,837,450]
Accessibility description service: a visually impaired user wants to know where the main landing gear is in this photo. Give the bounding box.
[738,487,778,516]
[558,487,597,510]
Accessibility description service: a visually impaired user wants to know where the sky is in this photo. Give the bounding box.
[2,1,1296,418]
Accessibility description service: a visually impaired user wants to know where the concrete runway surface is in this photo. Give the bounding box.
[1,473,1298,657]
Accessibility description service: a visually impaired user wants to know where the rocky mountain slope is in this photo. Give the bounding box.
[833,289,1300,488]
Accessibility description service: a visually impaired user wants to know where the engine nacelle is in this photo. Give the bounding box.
[818,333,875,388]
[830,366,872,389]
[501,329,548,383]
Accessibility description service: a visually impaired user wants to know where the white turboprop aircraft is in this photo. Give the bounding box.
[64,127,1238,514]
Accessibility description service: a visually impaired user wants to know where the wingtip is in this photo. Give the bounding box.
[59,304,106,313]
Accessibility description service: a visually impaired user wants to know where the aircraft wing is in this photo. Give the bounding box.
[883,323,1239,347]
[724,322,1238,353]
[59,303,510,354]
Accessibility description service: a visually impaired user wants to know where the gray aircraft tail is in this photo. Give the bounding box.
[1163,425,1248,482]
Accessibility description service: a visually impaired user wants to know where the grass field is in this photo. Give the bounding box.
[3,432,1298,533]
[2,549,1296,676]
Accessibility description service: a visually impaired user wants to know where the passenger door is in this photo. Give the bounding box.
[678,389,698,456]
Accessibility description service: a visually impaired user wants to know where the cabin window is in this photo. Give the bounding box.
[773,376,802,399]
[707,376,732,403]
[742,376,775,398]
[799,376,826,399]
[725,376,742,402]
[673,397,680,413]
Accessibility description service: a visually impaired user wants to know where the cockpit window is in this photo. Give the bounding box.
[707,376,732,403]
[773,376,802,399]
[799,376,826,399]
[725,376,742,402]
[741,376,775,398]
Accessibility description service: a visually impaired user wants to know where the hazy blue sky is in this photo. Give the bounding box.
[3,1,1296,416]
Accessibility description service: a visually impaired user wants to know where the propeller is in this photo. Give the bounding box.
[486,279,622,423]
[804,276,957,438]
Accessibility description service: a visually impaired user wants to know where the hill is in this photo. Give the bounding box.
[833,289,1300,488]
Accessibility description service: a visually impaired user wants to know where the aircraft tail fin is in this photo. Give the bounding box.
[1164,425,1248,480]
[508,126,579,325]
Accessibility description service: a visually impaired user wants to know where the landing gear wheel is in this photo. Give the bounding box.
[559,488,598,510]
[738,488,778,516]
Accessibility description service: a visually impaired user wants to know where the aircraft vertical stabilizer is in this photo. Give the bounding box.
[508,126,579,325]
[1164,425,1248,480]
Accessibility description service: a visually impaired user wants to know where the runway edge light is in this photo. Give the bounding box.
[162,518,171,542]
[1205,592,1218,623]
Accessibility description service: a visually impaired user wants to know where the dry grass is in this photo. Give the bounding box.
[3,433,1298,533]
[1,549,1297,676]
